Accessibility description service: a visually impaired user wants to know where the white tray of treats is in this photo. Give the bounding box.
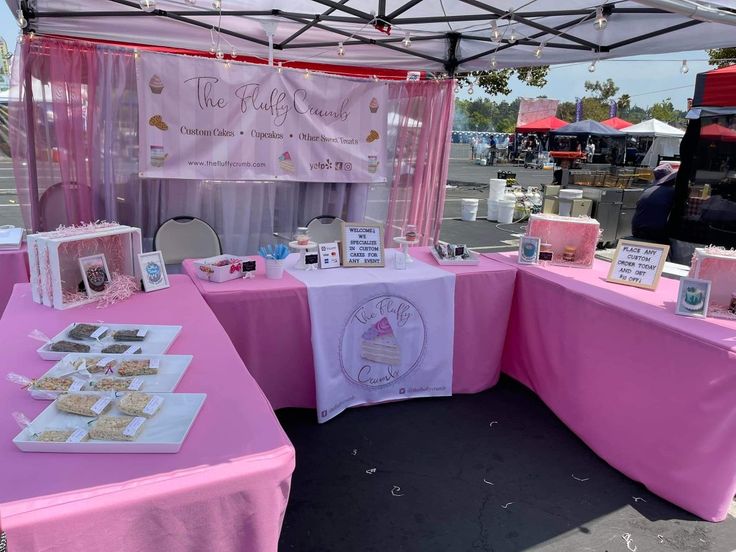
[430,246,481,266]
[28,353,194,399]
[37,322,183,360]
[13,392,206,453]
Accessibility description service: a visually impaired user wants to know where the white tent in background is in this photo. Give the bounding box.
[624,118,686,168]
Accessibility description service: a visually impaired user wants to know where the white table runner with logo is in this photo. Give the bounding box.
[287,249,455,422]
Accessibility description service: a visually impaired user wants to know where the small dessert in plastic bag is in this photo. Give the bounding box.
[56,393,112,417]
[112,328,148,341]
[68,324,108,340]
[101,344,142,355]
[118,392,164,418]
[36,428,89,443]
[7,372,85,397]
[90,415,146,441]
[118,359,158,377]
[71,356,117,374]
[51,340,91,353]
[93,377,143,392]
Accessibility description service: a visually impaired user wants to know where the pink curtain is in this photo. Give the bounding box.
[384,80,454,246]
[10,36,453,254]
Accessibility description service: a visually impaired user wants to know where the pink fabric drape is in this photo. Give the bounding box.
[10,36,454,254]
[385,80,454,246]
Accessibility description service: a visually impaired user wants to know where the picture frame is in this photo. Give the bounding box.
[606,239,669,291]
[78,254,112,298]
[138,251,170,292]
[518,236,541,265]
[341,223,385,268]
[675,278,712,318]
[318,242,341,269]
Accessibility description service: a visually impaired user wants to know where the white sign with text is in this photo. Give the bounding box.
[342,224,385,267]
[607,240,669,290]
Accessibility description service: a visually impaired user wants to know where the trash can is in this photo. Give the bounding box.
[461,199,480,221]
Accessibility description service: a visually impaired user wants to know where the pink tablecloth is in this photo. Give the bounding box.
[183,248,517,409]
[0,245,29,315]
[491,252,736,522]
[0,276,295,552]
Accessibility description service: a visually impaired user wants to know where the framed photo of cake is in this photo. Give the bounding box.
[675,278,711,318]
[138,251,170,292]
[518,236,541,265]
[78,254,112,298]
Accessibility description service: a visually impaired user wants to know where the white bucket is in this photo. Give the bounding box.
[265,258,285,279]
[497,199,515,224]
[480,158,488,166]
[558,189,583,217]
[487,199,499,221]
[461,198,480,222]
[488,178,506,201]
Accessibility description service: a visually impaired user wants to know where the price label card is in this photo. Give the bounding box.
[305,253,319,265]
[319,242,341,269]
[342,224,385,267]
[606,240,669,290]
[242,260,256,273]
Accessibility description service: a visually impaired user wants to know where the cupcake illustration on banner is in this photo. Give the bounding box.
[149,75,164,94]
[279,151,295,173]
[367,155,379,174]
[369,97,379,113]
[366,130,380,143]
[150,145,168,167]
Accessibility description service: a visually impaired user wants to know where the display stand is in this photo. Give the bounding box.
[393,237,418,263]
[289,241,317,270]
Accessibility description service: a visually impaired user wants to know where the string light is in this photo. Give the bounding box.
[337,42,345,56]
[490,20,501,42]
[467,76,475,95]
[212,0,221,9]
[534,42,545,59]
[304,68,310,79]
[209,44,216,54]
[490,56,497,69]
[277,61,283,73]
[231,48,238,59]
[594,6,608,31]
[453,80,460,94]
[402,32,412,48]
[680,60,689,74]
[140,0,156,11]
[215,48,224,60]
[588,59,597,72]
[508,28,517,44]
[16,8,27,28]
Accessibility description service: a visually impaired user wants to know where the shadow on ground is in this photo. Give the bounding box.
[278,376,736,552]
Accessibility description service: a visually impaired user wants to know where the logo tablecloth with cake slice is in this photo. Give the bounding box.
[288,250,455,422]
[136,50,387,182]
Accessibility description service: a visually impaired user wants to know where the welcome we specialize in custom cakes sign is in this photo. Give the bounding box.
[136,50,388,183]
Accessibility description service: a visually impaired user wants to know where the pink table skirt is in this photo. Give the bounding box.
[0,277,295,552]
[0,245,30,315]
[491,252,736,522]
[183,247,518,409]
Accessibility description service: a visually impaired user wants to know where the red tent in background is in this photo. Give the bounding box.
[600,117,633,130]
[693,64,736,108]
[700,123,736,141]
[516,116,568,133]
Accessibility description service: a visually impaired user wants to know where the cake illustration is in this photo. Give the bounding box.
[683,286,705,311]
[360,317,401,365]
[369,97,379,113]
[150,145,168,167]
[148,114,169,131]
[366,129,380,143]
[149,75,164,94]
[367,155,379,174]
[279,151,295,173]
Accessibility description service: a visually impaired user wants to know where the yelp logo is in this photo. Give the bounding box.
[309,158,333,170]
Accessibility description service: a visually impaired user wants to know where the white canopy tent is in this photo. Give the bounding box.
[624,118,686,168]
[6,0,736,74]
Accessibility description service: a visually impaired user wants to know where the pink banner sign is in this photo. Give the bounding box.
[136,52,388,182]
[516,98,560,127]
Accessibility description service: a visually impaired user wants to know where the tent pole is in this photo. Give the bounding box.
[22,48,41,232]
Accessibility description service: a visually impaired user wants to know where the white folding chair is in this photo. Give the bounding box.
[306,216,345,244]
[153,217,222,272]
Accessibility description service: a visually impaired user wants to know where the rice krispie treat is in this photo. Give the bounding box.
[35,428,89,442]
[51,341,90,353]
[56,393,112,417]
[71,356,116,374]
[90,415,145,441]
[101,344,142,355]
[112,329,147,342]
[68,324,107,340]
[93,377,142,392]
[33,376,78,392]
[118,392,163,418]
[118,359,158,377]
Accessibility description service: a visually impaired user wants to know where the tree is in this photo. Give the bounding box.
[556,101,576,123]
[456,66,550,96]
[649,98,679,123]
[584,78,619,101]
[707,48,736,68]
[617,94,631,112]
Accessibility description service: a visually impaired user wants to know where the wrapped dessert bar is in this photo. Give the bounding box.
[70,356,117,374]
[92,377,144,392]
[68,324,108,340]
[89,415,146,441]
[35,428,89,443]
[7,373,86,398]
[112,328,148,341]
[56,393,112,417]
[118,392,164,418]
[117,359,158,377]
[101,344,142,355]
[51,340,91,353]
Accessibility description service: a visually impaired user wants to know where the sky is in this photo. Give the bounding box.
[0,4,716,109]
